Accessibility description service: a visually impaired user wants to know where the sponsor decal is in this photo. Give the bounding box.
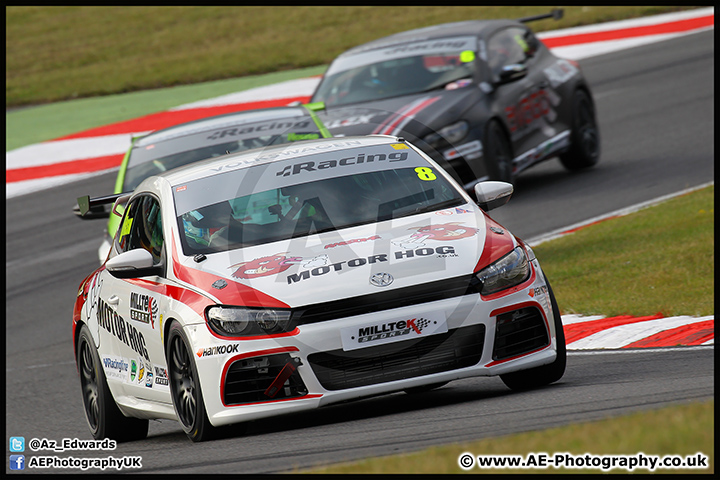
[130,360,137,382]
[137,359,144,383]
[340,311,448,351]
[207,120,311,140]
[287,247,455,284]
[84,273,103,323]
[394,245,456,259]
[101,356,129,382]
[287,253,388,284]
[275,150,408,177]
[208,140,365,174]
[324,235,381,249]
[382,38,473,57]
[196,343,241,358]
[230,253,328,279]
[129,292,158,328]
[544,59,579,88]
[97,297,150,361]
[529,285,548,298]
[392,222,478,249]
[505,86,558,136]
[443,140,482,161]
[145,370,153,388]
[435,207,472,216]
[444,78,473,90]
[513,130,571,171]
[154,366,169,387]
[324,113,382,129]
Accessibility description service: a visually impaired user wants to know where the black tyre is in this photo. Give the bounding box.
[167,321,218,442]
[500,280,566,391]
[76,324,149,442]
[483,120,515,184]
[404,381,449,395]
[559,89,600,170]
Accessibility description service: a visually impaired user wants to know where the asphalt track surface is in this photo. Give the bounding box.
[5,30,714,473]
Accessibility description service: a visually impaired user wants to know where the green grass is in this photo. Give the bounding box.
[6,6,699,107]
[535,185,714,317]
[299,400,713,474]
[5,65,326,151]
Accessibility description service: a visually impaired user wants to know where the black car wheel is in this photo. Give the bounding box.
[500,280,567,391]
[77,324,148,442]
[167,321,218,442]
[483,120,515,184]
[559,89,600,171]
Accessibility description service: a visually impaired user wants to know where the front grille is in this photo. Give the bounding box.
[308,324,485,391]
[292,275,480,326]
[223,353,307,405]
[492,307,549,361]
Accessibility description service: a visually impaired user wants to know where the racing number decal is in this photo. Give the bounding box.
[415,167,437,181]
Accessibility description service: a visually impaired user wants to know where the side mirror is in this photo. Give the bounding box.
[106,248,162,278]
[474,181,513,212]
[496,64,528,85]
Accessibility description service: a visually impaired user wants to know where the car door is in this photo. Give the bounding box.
[107,193,172,402]
[487,26,557,168]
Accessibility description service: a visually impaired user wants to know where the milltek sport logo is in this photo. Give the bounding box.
[358,317,433,344]
[130,292,158,328]
[341,311,448,351]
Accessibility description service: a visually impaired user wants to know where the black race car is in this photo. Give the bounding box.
[310,9,600,189]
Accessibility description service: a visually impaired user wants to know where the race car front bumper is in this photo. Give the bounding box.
[188,261,560,427]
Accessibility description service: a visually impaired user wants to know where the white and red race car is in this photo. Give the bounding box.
[73,135,565,442]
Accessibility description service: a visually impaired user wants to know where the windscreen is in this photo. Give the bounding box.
[173,142,465,255]
[312,36,478,107]
[123,110,323,192]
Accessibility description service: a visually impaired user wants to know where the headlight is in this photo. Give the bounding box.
[475,246,530,295]
[424,121,469,148]
[206,306,292,337]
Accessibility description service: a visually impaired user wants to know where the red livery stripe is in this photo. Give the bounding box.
[170,232,289,309]
[473,212,516,272]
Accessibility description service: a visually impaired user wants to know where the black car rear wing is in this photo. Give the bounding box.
[517,9,563,23]
[74,193,130,219]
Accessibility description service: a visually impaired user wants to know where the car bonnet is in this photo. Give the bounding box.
[170,207,513,309]
[317,87,480,140]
